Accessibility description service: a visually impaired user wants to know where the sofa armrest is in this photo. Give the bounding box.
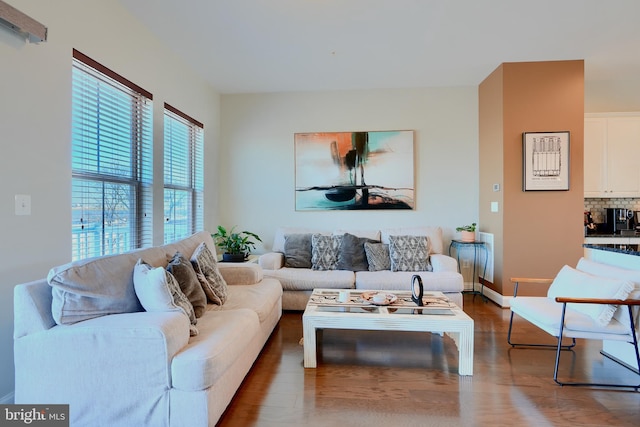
[259,252,284,270]
[14,311,189,407]
[218,262,263,285]
[430,254,459,272]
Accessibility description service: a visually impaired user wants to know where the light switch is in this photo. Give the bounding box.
[490,201,499,213]
[15,194,31,215]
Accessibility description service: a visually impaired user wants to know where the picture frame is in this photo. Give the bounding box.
[522,131,570,191]
[294,130,415,210]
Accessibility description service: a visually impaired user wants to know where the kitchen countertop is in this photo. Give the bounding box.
[583,243,640,256]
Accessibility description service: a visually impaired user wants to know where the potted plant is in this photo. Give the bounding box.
[212,225,262,262]
[456,223,477,242]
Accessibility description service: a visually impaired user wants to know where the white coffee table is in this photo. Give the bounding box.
[302,289,474,375]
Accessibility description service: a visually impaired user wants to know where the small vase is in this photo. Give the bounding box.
[460,231,476,242]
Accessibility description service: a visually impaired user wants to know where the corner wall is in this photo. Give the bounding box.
[479,60,585,298]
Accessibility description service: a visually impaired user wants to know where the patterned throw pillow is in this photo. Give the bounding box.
[133,259,199,336]
[190,242,228,305]
[388,235,433,272]
[167,252,207,318]
[311,234,342,271]
[364,242,391,271]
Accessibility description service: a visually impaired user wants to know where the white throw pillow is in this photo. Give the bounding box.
[133,259,198,336]
[547,265,634,326]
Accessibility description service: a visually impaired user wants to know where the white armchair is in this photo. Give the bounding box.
[507,260,640,390]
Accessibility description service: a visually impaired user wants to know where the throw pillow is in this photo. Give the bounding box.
[547,265,635,326]
[388,235,433,272]
[190,242,228,305]
[133,259,198,336]
[364,242,391,271]
[336,233,378,271]
[283,233,313,268]
[311,234,342,271]
[167,252,207,318]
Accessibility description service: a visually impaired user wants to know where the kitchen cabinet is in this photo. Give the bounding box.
[584,114,640,197]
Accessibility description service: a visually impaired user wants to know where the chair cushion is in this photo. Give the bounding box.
[547,265,634,326]
[511,296,630,336]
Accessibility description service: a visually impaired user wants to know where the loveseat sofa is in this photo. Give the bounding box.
[259,226,464,310]
[13,231,282,427]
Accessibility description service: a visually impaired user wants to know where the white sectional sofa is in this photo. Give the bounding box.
[13,231,282,427]
[259,226,464,310]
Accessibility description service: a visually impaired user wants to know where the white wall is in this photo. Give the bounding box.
[219,87,481,251]
[0,0,220,401]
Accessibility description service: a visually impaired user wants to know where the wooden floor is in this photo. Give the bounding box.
[217,294,640,427]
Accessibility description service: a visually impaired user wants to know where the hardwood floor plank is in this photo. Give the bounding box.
[217,294,640,426]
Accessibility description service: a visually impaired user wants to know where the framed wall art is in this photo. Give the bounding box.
[294,130,415,210]
[522,131,570,191]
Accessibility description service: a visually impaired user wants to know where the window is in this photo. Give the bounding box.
[163,103,204,243]
[71,49,153,261]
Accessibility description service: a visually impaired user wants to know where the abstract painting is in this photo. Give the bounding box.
[295,130,414,210]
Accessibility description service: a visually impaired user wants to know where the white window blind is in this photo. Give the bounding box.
[71,49,153,260]
[163,103,203,243]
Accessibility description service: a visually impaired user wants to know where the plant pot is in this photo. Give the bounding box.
[222,253,246,263]
[460,231,476,242]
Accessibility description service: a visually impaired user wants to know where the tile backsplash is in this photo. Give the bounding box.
[584,198,640,223]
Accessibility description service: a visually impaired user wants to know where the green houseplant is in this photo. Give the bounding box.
[212,225,262,262]
[456,223,477,242]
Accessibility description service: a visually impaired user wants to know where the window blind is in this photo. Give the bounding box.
[71,49,153,260]
[163,103,203,243]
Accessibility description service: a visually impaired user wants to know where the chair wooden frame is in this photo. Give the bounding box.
[508,277,640,391]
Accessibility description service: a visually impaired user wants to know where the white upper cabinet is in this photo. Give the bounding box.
[584,114,640,198]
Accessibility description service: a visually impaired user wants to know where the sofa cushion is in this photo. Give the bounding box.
[311,234,341,271]
[364,242,390,271]
[388,235,433,272]
[283,233,313,268]
[167,252,207,318]
[133,259,198,336]
[263,268,355,291]
[381,226,444,254]
[547,265,634,326]
[355,271,463,293]
[336,233,377,271]
[191,242,228,305]
[215,278,283,323]
[171,309,261,391]
[47,248,158,325]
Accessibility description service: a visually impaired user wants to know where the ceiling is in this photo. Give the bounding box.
[117,0,640,94]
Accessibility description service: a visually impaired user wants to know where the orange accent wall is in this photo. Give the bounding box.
[479,60,585,298]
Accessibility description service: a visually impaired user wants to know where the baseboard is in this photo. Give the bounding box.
[0,391,15,404]
[481,286,511,308]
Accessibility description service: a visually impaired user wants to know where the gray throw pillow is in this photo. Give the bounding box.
[167,252,207,318]
[190,242,228,305]
[133,259,198,336]
[337,233,378,271]
[311,234,342,271]
[284,233,313,268]
[364,242,391,271]
[388,235,433,272]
